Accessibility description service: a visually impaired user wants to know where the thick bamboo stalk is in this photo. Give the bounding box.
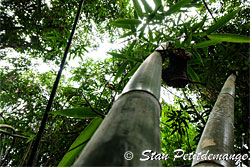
[192,74,236,167]
[73,47,164,166]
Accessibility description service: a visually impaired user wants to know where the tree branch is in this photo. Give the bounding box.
[202,0,217,23]
[162,86,182,99]
[182,89,206,125]
[0,113,6,123]
[80,91,105,119]
[0,129,29,140]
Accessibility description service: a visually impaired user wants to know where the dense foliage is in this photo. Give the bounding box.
[0,0,249,166]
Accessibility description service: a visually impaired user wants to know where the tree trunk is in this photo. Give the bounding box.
[192,74,236,167]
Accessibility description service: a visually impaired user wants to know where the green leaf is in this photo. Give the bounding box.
[26,134,36,144]
[191,15,207,32]
[51,107,99,119]
[193,40,221,48]
[107,52,142,62]
[183,23,192,47]
[107,52,127,60]
[132,0,144,19]
[126,40,137,55]
[187,65,200,82]
[148,27,153,42]
[164,0,193,16]
[141,0,153,13]
[202,47,208,57]
[120,31,134,38]
[124,63,141,80]
[110,19,142,29]
[139,24,147,38]
[206,73,212,88]
[207,33,250,43]
[58,118,102,166]
[185,2,203,8]
[192,48,204,66]
[153,0,163,11]
[126,56,142,62]
[114,62,128,82]
[177,13,182,25]
[150,5,164,21]
[188,58,210,65]
[206,9,240,34]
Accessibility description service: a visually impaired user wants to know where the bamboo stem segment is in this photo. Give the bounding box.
[192,74,236,167]
[122,50,163,100]
[73,48,164,166]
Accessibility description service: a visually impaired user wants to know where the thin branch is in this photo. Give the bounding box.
[27,0,85,165]
[182,89,206,125]
[162,86,182,99]
[80,91,105,119]
[19,140,33,167]
[202,0,217,23]
[119,37,134,44]
[95,76,112,107]
[0,113,6,123]
[0,129,30,140]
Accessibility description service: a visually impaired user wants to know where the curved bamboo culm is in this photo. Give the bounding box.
[73,45,166,166]
[192,73,236,167]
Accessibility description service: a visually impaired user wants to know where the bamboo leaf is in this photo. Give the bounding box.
[131,25,137,32]
[188,58,209,65]
[153,0,163,11]
[141,0,153,13]
[124,63,141,80]
[170,128,178,136]
[177,13,182,25]
[163,0,193,16]
[126,40,137,55]
[206,9,240,34]
[193,40,221,48]
[58,118,102,166]
[107,52,127,60]
[146,5,162,23]
[107,52,142,62]
[187,65,200,82]
[126,56,142,62]
[202,47,208,57]
[185,2,203,8]
[207,33,250,43]
[111,19,142,25]
[114,62,128,82]
[192,48,204,66]
[120,31,134,38]
[132,0,144,19]
[110,19,141,29]
[139,24,147,38]
[148,27,153,42]
[191,15,207,32]
[206,73,212,88]
[51,107,99,119]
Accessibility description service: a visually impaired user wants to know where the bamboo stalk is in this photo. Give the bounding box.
[73,46,166,166]
[192,73,236,167]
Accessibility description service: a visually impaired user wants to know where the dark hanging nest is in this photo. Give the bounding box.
[161,48,191,88]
